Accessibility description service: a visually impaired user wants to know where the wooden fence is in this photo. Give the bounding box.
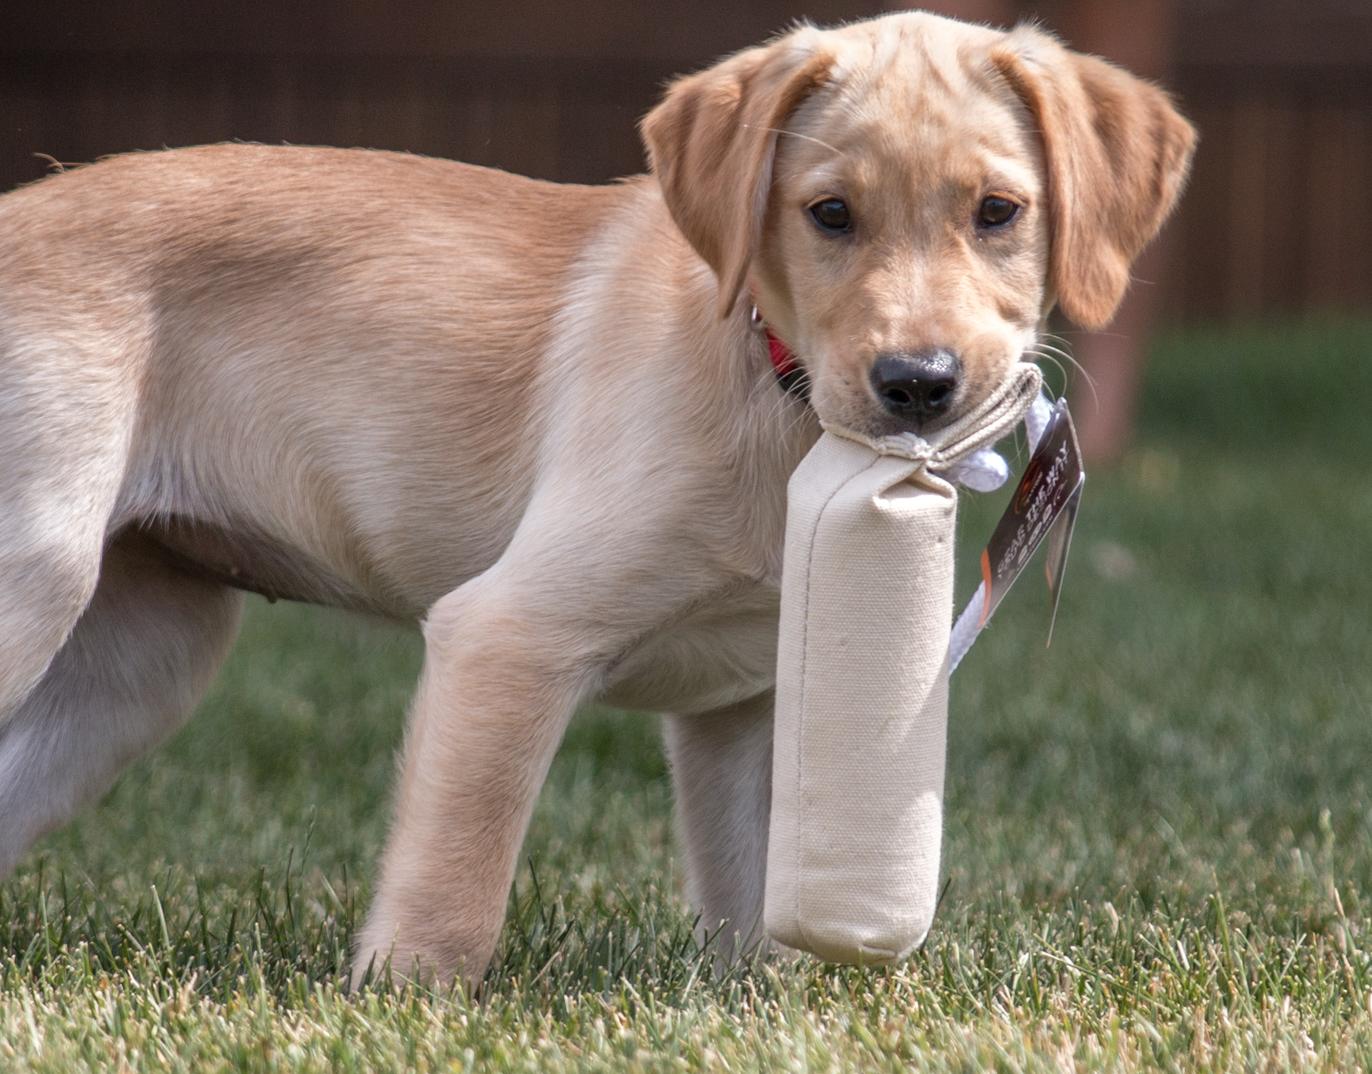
[3,0,1370,321]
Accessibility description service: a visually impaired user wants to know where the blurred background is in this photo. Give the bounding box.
[4,7,1372,1049]
[3,0,1370,324]
[4,0,1371,462]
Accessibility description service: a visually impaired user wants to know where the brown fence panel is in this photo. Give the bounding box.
[3,1,1372,320]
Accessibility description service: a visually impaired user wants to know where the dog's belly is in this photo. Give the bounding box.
[600,585,780,716]
[136,516,392,615]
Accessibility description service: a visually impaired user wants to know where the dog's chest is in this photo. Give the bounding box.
[600,582,780,716]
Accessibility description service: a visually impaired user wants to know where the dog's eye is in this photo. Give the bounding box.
[977,195,1019,229]
[808,197,852,234]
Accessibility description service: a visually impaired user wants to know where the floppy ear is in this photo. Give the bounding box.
[992,28,1197,330]
[641,34,834,318]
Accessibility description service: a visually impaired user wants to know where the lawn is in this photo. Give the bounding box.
[4,320,1372,1071]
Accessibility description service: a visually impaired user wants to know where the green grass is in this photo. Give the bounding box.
[5,319,1372,1071]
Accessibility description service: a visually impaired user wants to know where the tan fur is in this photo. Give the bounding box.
[0,11,1193,987]
[991,28,1198,330]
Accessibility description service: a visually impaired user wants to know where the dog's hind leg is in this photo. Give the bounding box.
[0,483,109,722]
[0,330,135,718]
[662,690,774,966]
[0,531,243,878]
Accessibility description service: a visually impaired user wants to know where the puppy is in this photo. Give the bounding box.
[0,12,1194,985]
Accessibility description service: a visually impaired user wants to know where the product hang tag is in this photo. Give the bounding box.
[974,399,1085,642]
[1042,479,1082,647]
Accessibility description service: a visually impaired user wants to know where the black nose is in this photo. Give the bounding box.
[870,350,961,423]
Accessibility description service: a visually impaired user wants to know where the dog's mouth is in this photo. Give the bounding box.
[864,406,965,439]
[807,358,1024,441]
[773,327,1027,439]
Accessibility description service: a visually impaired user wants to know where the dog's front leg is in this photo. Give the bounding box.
[662,690,774,966]
[353,570,599,989]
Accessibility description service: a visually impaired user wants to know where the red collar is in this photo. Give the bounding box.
[766,328,799,380]
[752,305,809,400]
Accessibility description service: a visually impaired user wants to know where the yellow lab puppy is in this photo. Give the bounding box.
[0,11,1193,985]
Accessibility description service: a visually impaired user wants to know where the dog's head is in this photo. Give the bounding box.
[642,13,1196,436]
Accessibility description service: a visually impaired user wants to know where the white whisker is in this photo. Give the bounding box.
[746,125,846,159]
[1026,344,1098,409]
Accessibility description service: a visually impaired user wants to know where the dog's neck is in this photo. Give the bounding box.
[617,183,818,579]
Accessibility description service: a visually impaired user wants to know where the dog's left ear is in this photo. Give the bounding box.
[992,28,1197,330]
[642,33,834,318]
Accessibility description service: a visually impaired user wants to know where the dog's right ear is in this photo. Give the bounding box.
[642,33,834,319]
[992,27,1197,330]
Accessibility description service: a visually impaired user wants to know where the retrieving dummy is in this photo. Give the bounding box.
[765,363,1042,963]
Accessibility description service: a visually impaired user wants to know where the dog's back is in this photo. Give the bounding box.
[0,144,639,616]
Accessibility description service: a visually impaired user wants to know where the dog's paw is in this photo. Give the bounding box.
[349,909,488,994]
